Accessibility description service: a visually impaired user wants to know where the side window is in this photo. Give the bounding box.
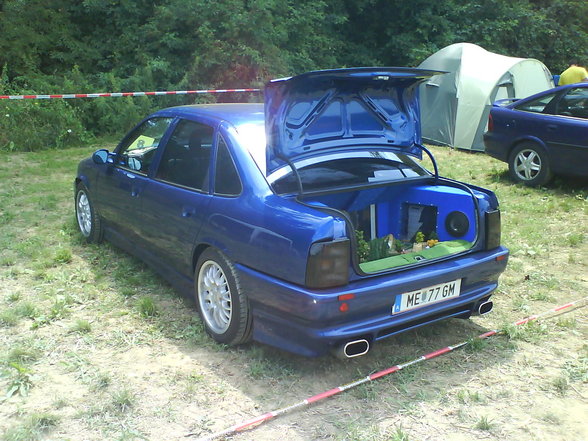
[117,118,173,174]
[214,135,242,196]
[515,93,557,114]
[156,119,214,191]
[556,88,588,119]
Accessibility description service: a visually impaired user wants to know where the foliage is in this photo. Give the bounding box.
[2,362,34,399]
[367,236,391,262]
[355,230,370,262]
[0,0,587,150]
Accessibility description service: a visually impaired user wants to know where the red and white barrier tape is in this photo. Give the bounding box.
[0,88,260,100]
[187,296,588,441]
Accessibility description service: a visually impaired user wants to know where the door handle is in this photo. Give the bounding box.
[546,124,557,131]
[125,172,136,179]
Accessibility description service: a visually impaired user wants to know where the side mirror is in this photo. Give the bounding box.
[92,149,110,165]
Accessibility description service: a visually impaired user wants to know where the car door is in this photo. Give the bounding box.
[96,117,174,241]
[544,87,588,174]
[139,119,215,276]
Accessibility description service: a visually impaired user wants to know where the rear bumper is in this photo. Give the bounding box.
[483,133,510,162]
[237,246,509,356]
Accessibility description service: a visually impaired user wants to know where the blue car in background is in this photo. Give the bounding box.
[484,83,588,186]
[75,68,508,358]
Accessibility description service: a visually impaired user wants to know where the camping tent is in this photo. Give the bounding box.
[418,43,553,151]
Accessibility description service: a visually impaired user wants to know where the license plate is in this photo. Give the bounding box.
[393,279,462,314]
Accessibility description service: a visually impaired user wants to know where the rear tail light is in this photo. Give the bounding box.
[485,210,501,250]
[487,113,494,132]
[306,239,350,289]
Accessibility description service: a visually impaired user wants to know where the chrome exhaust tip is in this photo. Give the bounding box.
[333,339,370,359]
[478,300,494,315]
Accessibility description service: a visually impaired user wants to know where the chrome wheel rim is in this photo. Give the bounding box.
[198,260,232,334]
[76,191,92,237]
[514,149,541,181]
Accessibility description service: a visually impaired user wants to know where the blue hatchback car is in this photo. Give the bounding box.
[484,83,588,186]
[75,68,508,357]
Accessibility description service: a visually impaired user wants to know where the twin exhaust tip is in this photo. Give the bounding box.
[334,339,370,359]
[334,300,493,359]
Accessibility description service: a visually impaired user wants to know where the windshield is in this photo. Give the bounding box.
[271,152,429,194]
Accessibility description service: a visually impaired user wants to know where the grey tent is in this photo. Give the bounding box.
[418,43,553,151]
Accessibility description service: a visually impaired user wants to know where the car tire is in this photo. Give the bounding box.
[195,248,252,345]
[508,143,553,186]
[75,184,103,243]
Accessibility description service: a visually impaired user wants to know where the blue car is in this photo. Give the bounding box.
[484,83,588,186]
[75,68,508,358]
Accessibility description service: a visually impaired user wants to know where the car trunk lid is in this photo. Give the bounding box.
[264,67,444,175]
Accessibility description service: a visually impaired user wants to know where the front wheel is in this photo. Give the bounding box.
[195,248,252,345]
[75,184,103,243]
[508,143,553,186]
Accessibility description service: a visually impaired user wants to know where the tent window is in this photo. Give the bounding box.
[495,84,514,101]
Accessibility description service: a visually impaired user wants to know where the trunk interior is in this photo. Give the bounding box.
[302,180,477,273]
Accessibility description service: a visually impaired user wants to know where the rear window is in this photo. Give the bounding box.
[515,93,557,113]
[272,153,428,194]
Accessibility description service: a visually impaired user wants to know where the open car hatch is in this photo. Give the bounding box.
[264,67,444,174]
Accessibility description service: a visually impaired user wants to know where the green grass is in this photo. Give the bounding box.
[111,388,135,413]
[502,320,550,343]
[1,413,59,441]
[552,376,569,396]
[137,296,159,318]
[456,389,484,404]
[3,343,42,365]
[2,362,34,398]
[69,319,92,334]
[465,336,488,353]
[475,415,494,431]
[245,346,297,380]
[6,292,21,303]
[335,423,410,441]
[91,372,112,391]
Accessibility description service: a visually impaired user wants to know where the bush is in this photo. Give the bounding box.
[0,66,188,152]
[0,70,91,152]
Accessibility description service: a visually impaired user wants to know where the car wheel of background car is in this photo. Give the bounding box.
[75,184,103,243]
[508,143,553,186]
[195,248,252,345]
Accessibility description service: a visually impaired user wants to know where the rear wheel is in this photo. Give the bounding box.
[75,184,103,243]
[508,143,552,186]
[195,248,252,345]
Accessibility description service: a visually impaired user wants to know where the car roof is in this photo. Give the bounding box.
[152,103,265,126]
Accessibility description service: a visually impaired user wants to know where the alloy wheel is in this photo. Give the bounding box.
[198,260,232,334]
[513,148,542,181]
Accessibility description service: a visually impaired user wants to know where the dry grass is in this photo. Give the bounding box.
[0,144,586,441]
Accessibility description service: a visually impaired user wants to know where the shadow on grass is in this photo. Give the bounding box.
[81,232,517,385]
[77,227,517,372]
[487,168,588,195]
